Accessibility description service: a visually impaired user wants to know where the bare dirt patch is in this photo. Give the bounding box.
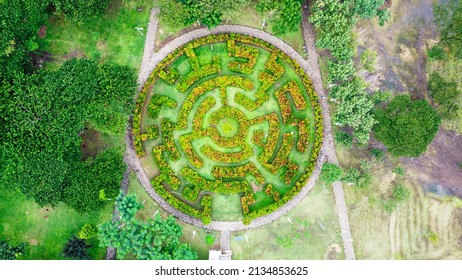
[356,0,462,198]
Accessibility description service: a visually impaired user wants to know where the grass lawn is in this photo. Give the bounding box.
[0,189,113,260]
[37,0,154,71]
[337,144,462,259]
[231,181,343,259]
[126,173,219,260]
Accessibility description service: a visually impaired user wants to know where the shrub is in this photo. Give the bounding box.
[392,185,411,203]
[335,131,353,147]
[320,163,343,184]
[205,235,215,245]
[392,166,405,176]
[361,49,377,72]
[0,240,25,260]
[78,224,98,240]
[370,148,385,161]
[62,236,91,260]
[427,45,447,61]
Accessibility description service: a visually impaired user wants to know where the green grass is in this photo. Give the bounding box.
[211,193,243,221]
[37,0,154,71]
[0,188,113,260]
[336,142,462,259]
[231,182,343,259]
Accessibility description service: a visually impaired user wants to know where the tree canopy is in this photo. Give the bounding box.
[256,0,302,35]
[434,0,462,58]
[0,240,26,260]
[1,58,135,208]
[374,95,441,157]
[98,193,198,260]
[62,236,92,260]
[51,0,111,22]
[320,163,343,184]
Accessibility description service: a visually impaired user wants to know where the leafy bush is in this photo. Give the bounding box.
[374,95,441,157]
[98,193,198,260]
[427,45,447,61]
[335,131,353,148]
[0,240,25,260]
[78,224,98,240]
[62,236,91,260]
[52,0,110,22]
[370,148,385,160]
[428,72,461,120]
[377,9,391,26]
[321,163,343,184]
[361,49,377,72]
[392,185,411,203]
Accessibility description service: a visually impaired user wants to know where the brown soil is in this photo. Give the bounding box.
[80,128,108,160]
[403,129,462,197]
[357,0,462,198]
[38,25,47,38]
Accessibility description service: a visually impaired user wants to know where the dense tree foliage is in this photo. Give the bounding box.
[159,0,251,29]
[1,58,135,208]
[330,77,376,144]
[98,193,198,260]
[0,240,26,260]
[51,0,111,22]
[256,0,302,35]
[428,72,461,119]
[62,236,91,260]
[374,95,441,157]
[0,0,48,79]
[64,148,125,213]
[353,0,384,19]
[434,0,462,58]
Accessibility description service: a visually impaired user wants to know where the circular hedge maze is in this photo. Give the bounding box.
[133,33,323,225]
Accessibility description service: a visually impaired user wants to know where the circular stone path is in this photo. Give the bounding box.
[129,25,327,232]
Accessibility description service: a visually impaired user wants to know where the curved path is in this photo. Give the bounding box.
[129,24,326,232]
[127,12,355,259]
[301,1,355,260]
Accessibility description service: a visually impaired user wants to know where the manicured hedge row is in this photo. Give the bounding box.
[227,39,259,74]
[132,33,324,224]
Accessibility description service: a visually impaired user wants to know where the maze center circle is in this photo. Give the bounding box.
[136,33,323,224]
[217,117,239,138]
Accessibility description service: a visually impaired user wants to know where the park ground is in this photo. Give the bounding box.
[1,0,461,260]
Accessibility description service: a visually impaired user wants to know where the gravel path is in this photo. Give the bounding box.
[301,2,356,260]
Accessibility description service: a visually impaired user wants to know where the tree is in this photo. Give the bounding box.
[374,95,441,157]
[428,72,461,120]
[1,58,135,208]
[310,0,355,60]
[353,0,384,19]
[62,236,91,260]
[0,0,48,80]
[52,0,111,22]
[332,77,376,144]
[256,0,302,35]
[0,240,25,260]
[98,192,198,260]
[434,0,462,58]
[320,163,343,184]
[370,148,385,160]
[63,148,125,213]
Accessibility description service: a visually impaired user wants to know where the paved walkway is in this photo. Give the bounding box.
[301,2,356,260]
